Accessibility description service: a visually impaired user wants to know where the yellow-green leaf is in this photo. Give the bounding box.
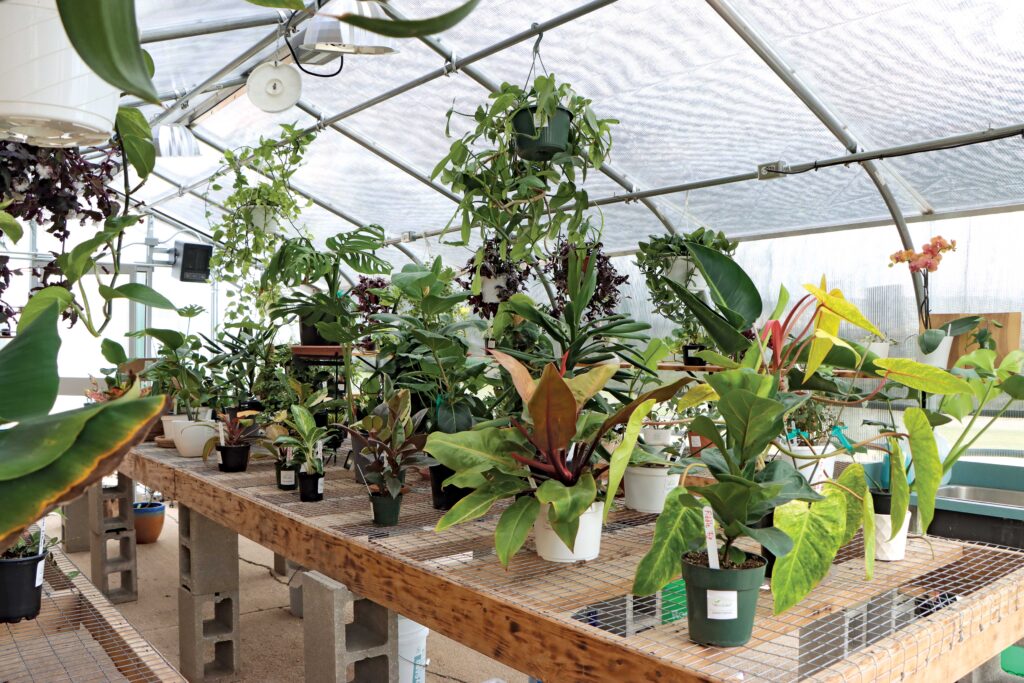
[632,489,704,595]
[904,407,941,534]
[874,358,973,395]
[0,210,23,244]
[804,284,884,338]
[772,493,846,614]
[564,363,617,407]
[604,399,655,521]
[676,383,719,412]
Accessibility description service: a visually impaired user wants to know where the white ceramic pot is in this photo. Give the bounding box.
[867,342,891,359]
[161,414,188,439]
[480,275,507,304]
[624,466,678,514]
[534,502,604,563]
[874,513,911,561]
[786,445,834,486]
[917,335,953,369]
[667,256,707,292]
[0,0,119,147]
[640,427,674,447]
[247,205,282,234]
[172,420,217,458]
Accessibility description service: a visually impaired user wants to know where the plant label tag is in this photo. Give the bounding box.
[300,463,308,474]
[706,590,738,620]
[702,506,719,569]
[317,477,324,494]
[689,434,702,449]
[316,440,323,461]
[35,560,44,587]
[281,470,295,486]
[215,451,222,465]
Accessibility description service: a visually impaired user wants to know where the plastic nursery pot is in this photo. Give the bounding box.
[275,460,300,490]
[534,502,604,563]
[133,501,166,544]
[370,493,404,526]
[640,426,674,448]
[299,321,330,346]
[872,490,911,562]
[682,344,708,366]
[216,444,250,473]
[298,471,324,502]
[512,105,573,161]
[0,551,47,623]
[681,551,766,648]
[623,466,678,514]
[313,411,341,450]
[428,463,473,511]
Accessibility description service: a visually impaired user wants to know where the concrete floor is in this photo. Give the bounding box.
[58,506,529,683]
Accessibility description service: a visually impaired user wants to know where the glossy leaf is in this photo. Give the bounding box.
[1000,374,1024,400]
[536,472,597,551]
[804,290,843,381]
[875,358,973,395]
[17,287,73,333]
[676,383,718,412]
[55,0,159,104]
[604,399,655,521]
[598,377,691,439]
[563,363,618,407]
[0,302,60,423]
[0,405,102,481]
[804,284,883,338]
[136,327,186,350]
[772,492,847,614]
[494,495,540,567]
[666,280,751,354]
[917,328,947,355]
[737,522,793,558]
[527,364,579,457]
[332,0,481,39]
[116,107,155,178]
[101,338,128,366]
[687,242,762,328]
[888,439,910,542]
[424,428,525,476]
[716,389,787,465]
[0,210,23,244]
[488,349,535,403]
[632,489,704,595]
[99,283,176,309]
[904,407,941,533]
[835,462,869,546]
[434,474,527,532]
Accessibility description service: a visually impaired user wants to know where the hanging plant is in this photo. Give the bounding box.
[543,238,627,320]
[458,242,530,319]
[433,73,616,259]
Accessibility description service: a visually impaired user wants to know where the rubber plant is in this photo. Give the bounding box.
[0,302,167,549]
[424,350,690,566]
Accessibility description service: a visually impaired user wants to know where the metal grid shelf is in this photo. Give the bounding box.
[126,444,1024,682]
[0,544,183,683]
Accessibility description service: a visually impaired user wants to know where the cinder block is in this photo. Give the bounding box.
[61,494,90,553]
[287,559,305,618]
[302,571,398,683]
[273,552,287,576]
[89,473,134,533]
[87,476,138,603]
[178,587,241,681]
[178,506,239,595]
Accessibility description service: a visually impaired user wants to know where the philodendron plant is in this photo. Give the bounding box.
[425,349,689,567]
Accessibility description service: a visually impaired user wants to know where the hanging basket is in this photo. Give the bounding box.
[512,105,573,161]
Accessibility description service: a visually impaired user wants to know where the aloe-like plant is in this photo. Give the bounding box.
[425,350,689,566]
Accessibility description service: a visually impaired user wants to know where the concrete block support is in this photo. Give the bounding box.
[88,474,138,603]
[287,559,306,618]
[61,493,90,553]
[178,505,241,681]
[273,552,287,577]
[302,571,398,683]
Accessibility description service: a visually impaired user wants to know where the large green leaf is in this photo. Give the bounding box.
[424,428,525,476]
[527,364,580,457]
[535,473,597,551]
[604,399,655,521]
[0,395,167,549]
[632,489,704,596]
[804,284,883,338]
[434,474,527,532]
[564,363,618,407]
[0,404,102,480]
[332,0,481,38]
[17,287,73,333]
[1000,374,1024,400]
[0,210,23,244]
[494,495,540,568]
[904,407,941,533]
[55,0,159,104]
[874,358,972,395]
[0,302,60,422]
[772,492,847,614]
[888,439,910,541]
[598,377,691,438]
[101,338,128,366]
[666,280,751,354]
[115,107,155,178]
[716,390,787,465]
[686,242,762,328]
[738,523,793,558]
[835,462,869,546]
[136,327,187,350]
[99,282,176,310]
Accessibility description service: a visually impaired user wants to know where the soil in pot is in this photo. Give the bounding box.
[299,321,330,346]
[0,552,47,623]
[216,444,250,473]
[370,493,404,526]
[298,471,324,502]
[512,105,573,161]
[681,550,766,647]
[429,463,473,511]
[275,460,300,490]
[133,502,166,544]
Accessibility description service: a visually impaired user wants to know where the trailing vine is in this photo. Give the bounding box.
[458,241,530,319]
[543,238,627,320]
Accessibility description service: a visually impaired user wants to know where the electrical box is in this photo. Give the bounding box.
[171,241,212,283]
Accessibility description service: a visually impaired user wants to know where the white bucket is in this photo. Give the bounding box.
[480,275,507,303]
[640,427,674,447]
[0,0,119,147]
[624,466,678,513]
[534,502,604,563]
[917,334,953,369]
[172,421,217,458]
[874,513,911,561]
[398,615,429,683]
[787,445,834,486]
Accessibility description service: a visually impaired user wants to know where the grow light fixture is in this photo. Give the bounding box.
[301,0,398,56]
[153,124,201,158]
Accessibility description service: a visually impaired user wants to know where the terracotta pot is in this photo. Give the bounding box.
[133,502,165,544]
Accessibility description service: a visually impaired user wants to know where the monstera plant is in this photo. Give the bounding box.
[0,303,166,549]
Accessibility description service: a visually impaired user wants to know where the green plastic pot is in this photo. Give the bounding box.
[681,553,766,647]
[512,105,572,161]
[370,493,403,527]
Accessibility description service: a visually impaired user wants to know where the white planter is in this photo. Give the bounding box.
[874,512,911,561]
[917,335,953,369]
[247,205,282,234]
[867,342,891,359]
[667,256,707,292]
[172,420,217,458]
[0,0,119,147]
[161,414,188,438]
[624,466,678,514]
[787,445,834,486]
[479,275,507,304]
[534,502,604,563]
[397,616,429,683]
[640,426,674,447]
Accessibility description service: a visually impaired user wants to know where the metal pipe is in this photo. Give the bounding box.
[141,13,284,44]
[121,76,248,108]
[392,242,423,265]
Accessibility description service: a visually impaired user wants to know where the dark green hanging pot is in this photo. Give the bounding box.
[512,105,573,161]
[681,552,766,647]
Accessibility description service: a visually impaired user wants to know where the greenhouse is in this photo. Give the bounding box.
[2,0,1024,681]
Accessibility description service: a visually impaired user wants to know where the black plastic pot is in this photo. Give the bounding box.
[429,464,473,511]
[299,321,330,346]
[370,494,403,526]
[752,511,777,579]
[872,490,893,514]
[275,460,300,490]
[313,411,341,450]
[0,552,47,623]
[298,471,324,502]
[216,444,250,473]
[682,344,708,366]
[681,552,766,647]
[512,105,573,161]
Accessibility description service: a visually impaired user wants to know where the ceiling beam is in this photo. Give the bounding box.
[141,13,284,44]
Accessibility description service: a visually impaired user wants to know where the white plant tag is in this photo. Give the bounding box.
[300,463,308,474]
[317,477,324,494]
[35,560,44,587]
[706,590,738,620]
[689,434,702,449]
[215,450,222,465]
[218,423,225,446]
[702,506,720,570]
[316,440,323,461]
[281,470,295,486]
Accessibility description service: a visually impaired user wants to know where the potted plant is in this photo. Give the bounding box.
[275,405,328,502]
[779,398,841,485]
[344,390,434,526]
[203,326,277,414]
[628,339,675,447]
[460,241,530,319]
[0,526,58,623]
[426,349,690,565]
[622,445,682,514]
[543,236,628,321]
[202,411,266,473]
[133,491,166,545]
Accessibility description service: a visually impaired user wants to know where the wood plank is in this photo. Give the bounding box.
[930,312,1021,366]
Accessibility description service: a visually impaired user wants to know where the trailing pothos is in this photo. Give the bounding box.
[424,350,689,566]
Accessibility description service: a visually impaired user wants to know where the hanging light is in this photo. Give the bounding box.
[153,124,201,157]
[301,0,398,56]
